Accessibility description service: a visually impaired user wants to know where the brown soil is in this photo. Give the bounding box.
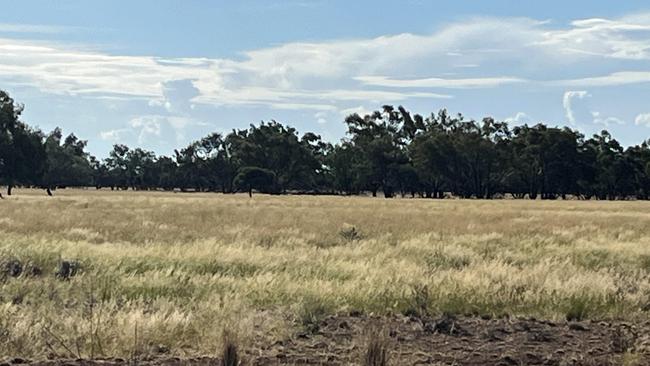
[11,314,650,365]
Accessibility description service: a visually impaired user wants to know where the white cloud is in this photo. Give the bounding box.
[99,129,129,142]
[555,71,650,87]
[0,23,79,34]
[314,111,328,124]
[2,12,650,118]
[130,115,163,143]
[454,63,479,68]
[635,113,650,127]
[340,106,373,118]
[592,111,625,126]
[128,114,209,144]
[537,16,650,59]
[505,112,532,124]
[563,90,590,125]
[355,75,525,88]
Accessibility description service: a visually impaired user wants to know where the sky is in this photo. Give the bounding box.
[2,0,650,157]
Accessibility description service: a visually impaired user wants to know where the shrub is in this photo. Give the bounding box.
[339,224,362,242]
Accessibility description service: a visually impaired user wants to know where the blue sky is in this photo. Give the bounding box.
[2,0,650,156]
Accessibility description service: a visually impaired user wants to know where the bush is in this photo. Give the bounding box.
[339,224,362,242]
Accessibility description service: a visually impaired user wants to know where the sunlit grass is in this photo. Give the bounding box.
[2,188,650,358]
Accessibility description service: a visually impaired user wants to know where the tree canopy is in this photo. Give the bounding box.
[1,90,650,200]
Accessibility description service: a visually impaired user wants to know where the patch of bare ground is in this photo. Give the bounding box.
[13,314,650,366]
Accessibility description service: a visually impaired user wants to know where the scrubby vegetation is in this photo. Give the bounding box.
[1,189,650,359]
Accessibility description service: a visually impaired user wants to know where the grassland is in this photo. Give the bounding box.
[2,189,650,359]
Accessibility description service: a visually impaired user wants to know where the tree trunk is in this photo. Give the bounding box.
[46,187,53,196]
[248,186,253,198]
[7,185,12,196]
[383,187,393,198]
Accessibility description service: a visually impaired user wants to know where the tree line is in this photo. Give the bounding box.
[1,89,649,199]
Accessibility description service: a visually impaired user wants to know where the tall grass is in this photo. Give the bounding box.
[1,188,650,358]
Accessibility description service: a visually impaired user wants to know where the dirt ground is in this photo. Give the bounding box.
[9,314,650,366]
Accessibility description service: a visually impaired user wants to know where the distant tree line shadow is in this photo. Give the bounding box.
[1,89,649,200]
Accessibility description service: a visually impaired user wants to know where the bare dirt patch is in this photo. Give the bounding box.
[15,314,650,365]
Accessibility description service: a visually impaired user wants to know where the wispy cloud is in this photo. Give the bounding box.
[537,16,650,59]
[554,71,650,87]
[355,75,526,89]
[0,23,81,34]
[563,90,590,125]
[635,113,650,127]
[99,128,129,142]
[592,111,625,126]
[1,12,650,117]
[505,112,532,124]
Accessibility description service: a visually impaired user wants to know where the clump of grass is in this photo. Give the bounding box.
[403,285,430,318]
[221,330,239,366]
[1,258,23,278]
[339,223,363,242]
[612,325,638,354]
[565,295,590,322]
[55,260,81,281]
[298,296,333,333]
[364,336,390,366]
[638,254,650,271]
[425,251,471,270]
[621,352,642,366]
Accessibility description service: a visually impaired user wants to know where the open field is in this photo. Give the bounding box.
[3,189,650,364]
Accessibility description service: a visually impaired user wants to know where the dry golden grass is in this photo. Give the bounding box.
[2,188,650,359]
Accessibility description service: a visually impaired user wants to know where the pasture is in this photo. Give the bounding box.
[1,189,650,362]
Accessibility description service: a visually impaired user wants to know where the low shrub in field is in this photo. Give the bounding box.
[339,224,363,242]
[403,285,430,318]
[565,295,591,321]
[298,296,334,333]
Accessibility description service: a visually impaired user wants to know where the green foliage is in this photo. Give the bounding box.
[298,296,334,332]
[4,87,650,201]
[42,128,93,189]
[233,166,276,196]
[0,90,46,193]
[565,295,591,321]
